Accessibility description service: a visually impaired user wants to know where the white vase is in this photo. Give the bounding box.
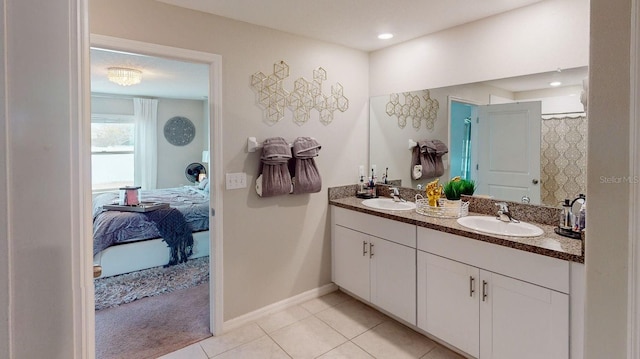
[438,199,462,217]
[439,198,462,208]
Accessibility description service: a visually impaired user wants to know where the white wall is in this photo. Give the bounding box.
[369,0,590,96]
[156,98,207,187]
[0,0,9,357]
[585,1,632,358]
[4,0,89,357]
[90,0,370,320]
[515,86,586,114]
[91,96,207,188]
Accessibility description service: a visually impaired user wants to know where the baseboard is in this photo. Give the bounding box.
[222,283,338,332]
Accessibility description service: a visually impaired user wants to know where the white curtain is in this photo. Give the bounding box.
[133,98,158,190]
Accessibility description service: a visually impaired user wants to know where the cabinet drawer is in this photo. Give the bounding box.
[332,206,416,248]
[417,227,569,293]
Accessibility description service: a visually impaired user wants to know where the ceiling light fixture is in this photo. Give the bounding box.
[107,67,142,86]
[378,33,394,40]
[549,68,562,87]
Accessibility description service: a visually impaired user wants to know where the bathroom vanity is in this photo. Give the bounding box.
[329,191,584,359]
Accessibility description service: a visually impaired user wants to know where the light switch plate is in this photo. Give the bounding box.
[225,172,247,190]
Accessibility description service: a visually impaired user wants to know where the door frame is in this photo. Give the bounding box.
[88,34,225,336]
[629,0,640,357]
[447,96,482,182]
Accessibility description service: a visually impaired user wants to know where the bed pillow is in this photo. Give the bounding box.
[198,177,209,190]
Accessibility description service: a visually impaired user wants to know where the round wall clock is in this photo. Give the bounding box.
[164,116,196,146]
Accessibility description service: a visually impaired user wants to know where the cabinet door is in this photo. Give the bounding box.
[370,237,416,324]
[480,270,569,359]
[333,225,371,301]
[418,252,480,358]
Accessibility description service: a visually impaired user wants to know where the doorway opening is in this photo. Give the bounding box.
[449,100,477,181]
[88,35,223,358]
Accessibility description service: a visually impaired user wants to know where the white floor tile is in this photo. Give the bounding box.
[212,336,290,359]
[316,300,387,339]
[421,345,467,359]
[352,321,437,359]
[300,290,353,314]
[317,341,375,359]
[199,322,265,358]
[161,290,466,359]
[256,305,312,333]
[270,316,347,358]
[156,343,208,359]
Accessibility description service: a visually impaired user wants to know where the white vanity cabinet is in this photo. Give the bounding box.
[417,227,570,359]
[479,270,569,359]
[331,206,416,324]
[418,252,480,357]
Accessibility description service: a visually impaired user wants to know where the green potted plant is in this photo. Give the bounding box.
[442,177,476,202]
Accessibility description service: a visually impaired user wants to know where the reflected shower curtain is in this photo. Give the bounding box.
[540,115,588,206]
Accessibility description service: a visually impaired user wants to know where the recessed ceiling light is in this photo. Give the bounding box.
[378,33,394,40]
[549,81,562,87]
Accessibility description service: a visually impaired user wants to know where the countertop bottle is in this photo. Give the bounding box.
[578,201,586,230]
[358,175,365,193]
[560,199,573,230]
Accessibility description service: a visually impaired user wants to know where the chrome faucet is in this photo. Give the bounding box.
[390,187,404,202]
[495,202,519,223]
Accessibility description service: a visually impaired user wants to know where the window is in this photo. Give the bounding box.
[91,114,135,191]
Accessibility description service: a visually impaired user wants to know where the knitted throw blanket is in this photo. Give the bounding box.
[143,208,194,266]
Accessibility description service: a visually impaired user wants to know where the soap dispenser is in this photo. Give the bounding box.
[358,175,365,193]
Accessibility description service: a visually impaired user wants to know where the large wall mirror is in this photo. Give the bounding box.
[370,66,588,207]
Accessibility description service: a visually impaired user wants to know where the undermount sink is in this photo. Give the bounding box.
[456,216,544,237]
[362,198,417,211]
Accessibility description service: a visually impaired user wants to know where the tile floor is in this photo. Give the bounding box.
[159,290,466,359]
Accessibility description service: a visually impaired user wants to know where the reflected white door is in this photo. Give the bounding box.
[476,102,541,204]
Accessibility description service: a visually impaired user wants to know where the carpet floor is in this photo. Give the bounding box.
[95,283,211,359]
[95,257,211,359]
[94,256,210,311]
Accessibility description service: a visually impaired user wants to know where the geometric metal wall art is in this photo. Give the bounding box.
[385,89,439,131]
[250,60,348,126]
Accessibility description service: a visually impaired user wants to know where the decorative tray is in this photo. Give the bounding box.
[415,195,469,218]
[554,226,583,240]
[103,202,170,213]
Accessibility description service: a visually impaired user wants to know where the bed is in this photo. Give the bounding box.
[92,183,210,278]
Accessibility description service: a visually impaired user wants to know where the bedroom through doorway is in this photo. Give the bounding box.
[88,37,222,359]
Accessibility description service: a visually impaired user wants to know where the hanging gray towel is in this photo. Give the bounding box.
[418,139,449,178]
[292,137,322,194]
[429,140,449,176]
[261,137,292,161]
[258,137,293,197]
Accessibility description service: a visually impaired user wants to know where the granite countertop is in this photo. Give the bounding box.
[330,196,584,264]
